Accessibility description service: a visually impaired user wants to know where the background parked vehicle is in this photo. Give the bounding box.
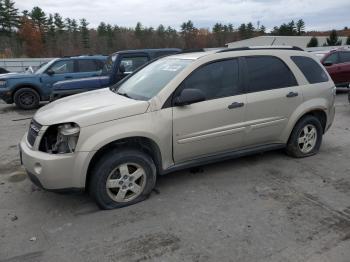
[50,48,181,101]
[317,49,350,88]
[20,47,335,209]
[0,67,9,74]
[0,55,107,109]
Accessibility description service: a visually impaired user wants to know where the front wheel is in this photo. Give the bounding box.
[89,149,157,209]
[14,88,40,110]
[286,115,323,158]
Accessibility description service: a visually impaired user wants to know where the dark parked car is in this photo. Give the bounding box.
[320,49,350,88]
[0,55,107,109]
[50,48,181,100]
[0,67,9,74]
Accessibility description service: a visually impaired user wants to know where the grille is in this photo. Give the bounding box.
[27,119,42,147]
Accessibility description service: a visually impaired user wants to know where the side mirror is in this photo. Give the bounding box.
[174,89,206,106]
[323,61,333,67]
[46,68,55,75]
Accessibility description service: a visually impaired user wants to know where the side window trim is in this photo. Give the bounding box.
[324,52,339,64]
[243,55,298,93]
[162,57,243,109]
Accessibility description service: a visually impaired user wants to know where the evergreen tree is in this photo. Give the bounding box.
[307,36,318,47]
[80,18,89,49]
[326,30,342,46]
[53,13,64,33]
[238,23,247,39]
[296,19,305,35]
[0,0,19,35]
[246,22,255,38]
[259,25,266,34]
[97,22,107,36]
[346,36,350,45]
[30,6,46,32]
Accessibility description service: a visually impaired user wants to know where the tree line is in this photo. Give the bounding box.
[0,0,349,58]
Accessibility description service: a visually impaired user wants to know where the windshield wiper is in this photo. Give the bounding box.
[117,91,132,99]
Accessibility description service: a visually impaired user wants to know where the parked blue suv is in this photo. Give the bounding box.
[0,55,107,109]
[50,49,181,101]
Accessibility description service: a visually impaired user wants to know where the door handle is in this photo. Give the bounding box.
[228,102,244,109]
[286,92,298,98]
[64,76,73,79]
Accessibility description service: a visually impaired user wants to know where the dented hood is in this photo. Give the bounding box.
[34,88,149,127]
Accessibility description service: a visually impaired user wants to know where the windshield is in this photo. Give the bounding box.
[35,59,58,74]
[116,58,192,100]
[101,54,117,76]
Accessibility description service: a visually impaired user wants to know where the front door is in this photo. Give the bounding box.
[41,59,76,98]
[172,58,247,163]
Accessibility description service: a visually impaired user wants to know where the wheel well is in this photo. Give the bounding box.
[12,85,42,100]
[294,110,327,134]
[85,137,162,190]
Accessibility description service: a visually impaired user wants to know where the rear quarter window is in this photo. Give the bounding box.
[291,56,329,84]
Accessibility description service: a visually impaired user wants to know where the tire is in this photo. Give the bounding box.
[286,115,323,158]
[14,88,40,110]
[89,149,157,209]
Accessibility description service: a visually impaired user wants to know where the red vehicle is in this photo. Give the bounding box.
[320,49,350,88]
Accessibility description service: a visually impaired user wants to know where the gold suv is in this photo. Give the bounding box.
[20,46,336,209]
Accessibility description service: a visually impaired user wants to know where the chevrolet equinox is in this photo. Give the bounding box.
[20,46,336,209]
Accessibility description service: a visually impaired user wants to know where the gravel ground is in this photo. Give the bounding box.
[0,93,350,262]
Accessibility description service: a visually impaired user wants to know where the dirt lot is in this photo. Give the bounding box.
[0,93,350,262]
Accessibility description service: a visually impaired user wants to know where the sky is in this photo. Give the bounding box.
[16,0,350,31]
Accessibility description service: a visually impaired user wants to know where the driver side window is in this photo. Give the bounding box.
[181,59,240,101]
[119,56,149,74]
[49,60,74,74]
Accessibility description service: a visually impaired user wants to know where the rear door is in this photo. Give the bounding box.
[172,58,247,163]
[243,55,302,146]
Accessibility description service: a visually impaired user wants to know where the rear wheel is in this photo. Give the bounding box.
[89,149,157,209]
[14,88,40,110]
[286,115,323,158]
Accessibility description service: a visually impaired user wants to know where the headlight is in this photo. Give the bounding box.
[0,80,6,86]
[39,123,80,154]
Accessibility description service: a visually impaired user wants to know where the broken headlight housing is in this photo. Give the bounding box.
[39,123,80,154]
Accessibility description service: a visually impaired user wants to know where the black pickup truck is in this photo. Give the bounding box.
[51,48,181,100]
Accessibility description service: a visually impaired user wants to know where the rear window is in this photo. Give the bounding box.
[291,56,329,84]
[246,56,297,92]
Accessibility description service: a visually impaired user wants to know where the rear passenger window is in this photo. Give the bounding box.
[77,59,99,72]
[182,59,240,100]
[339,52,350,63]
[245,56,297,93]
[291,56,329,84]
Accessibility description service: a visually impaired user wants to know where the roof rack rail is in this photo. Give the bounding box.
[217,46,304,53]
[180,48,206,53]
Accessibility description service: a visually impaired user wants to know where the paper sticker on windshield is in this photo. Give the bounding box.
[160,64,183,72]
